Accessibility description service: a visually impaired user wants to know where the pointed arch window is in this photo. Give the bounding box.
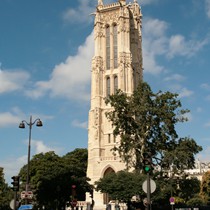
[114,75,118,94]
[106,26,110,70]
[113,24,118,69]
[106,77,110,97]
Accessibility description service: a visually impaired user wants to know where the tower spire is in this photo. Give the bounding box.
[98,0,103,6]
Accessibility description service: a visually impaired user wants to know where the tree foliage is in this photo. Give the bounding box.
[95,171,145,203]
[95,170,203,207]
[178,177,200,201]
[19,148,91,210]
[186,196,204,207]
[105,82,202,172]
[0,168,13,210]
[200,171,210,204]
[163,138,202,173]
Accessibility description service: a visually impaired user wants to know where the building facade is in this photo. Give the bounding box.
[86,0,143,208]
[185,159,210,181]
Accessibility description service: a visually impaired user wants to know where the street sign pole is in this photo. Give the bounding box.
[169,197,175,210]
[147,173,151,210]
[142,176,156,210]
[13,191,17,210]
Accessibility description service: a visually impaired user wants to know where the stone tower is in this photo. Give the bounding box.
[87,0,143,208]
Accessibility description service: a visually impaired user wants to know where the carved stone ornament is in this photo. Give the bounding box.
[98,0,103,6]
[103,11,119,23]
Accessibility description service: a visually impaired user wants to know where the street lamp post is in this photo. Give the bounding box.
[19,116,43,192]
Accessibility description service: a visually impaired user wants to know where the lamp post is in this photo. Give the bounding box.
[19,116,43,192]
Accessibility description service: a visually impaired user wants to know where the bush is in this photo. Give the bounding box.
[186,196,205,207]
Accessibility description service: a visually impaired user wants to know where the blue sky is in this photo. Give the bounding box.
[0,0,210,184]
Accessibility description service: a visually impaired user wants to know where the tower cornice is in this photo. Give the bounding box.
[97,2,121,12]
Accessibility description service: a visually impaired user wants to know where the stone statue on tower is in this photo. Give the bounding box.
[98,0,103,6]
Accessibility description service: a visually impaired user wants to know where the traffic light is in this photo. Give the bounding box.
[11,176,20,191]
[143,152,153,173]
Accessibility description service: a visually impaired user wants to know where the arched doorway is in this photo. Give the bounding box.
[103,167,115,204]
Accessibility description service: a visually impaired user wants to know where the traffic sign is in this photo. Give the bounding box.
[26,191,33,199]
[71,200,77,207]
[142,179,156,193]
[9,199,19,210]
[169,197,175,205]
[21,191,33,199]
[18,204,33,210]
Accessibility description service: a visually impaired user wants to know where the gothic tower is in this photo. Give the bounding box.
[87,0,143,208]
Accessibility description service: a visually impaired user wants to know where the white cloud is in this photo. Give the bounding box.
[142,18,168,74]
[143,18,168,39]
[205,0,210,19]
[0,69,30,94]
[0,112,20,127]
[167,35,209,58]
[142,17,209,75]
[0,156,27,184]
[72,119,88,129]
[62,0,94,24]
[32,140,59,154]
[178,87,194,98]
[0,109,53,128]
[25,32,94,102]
[163,77,193,99]
[142,51,164,74]
[164,74,185,82]
[0,140,61,183]
[201,83,210,91]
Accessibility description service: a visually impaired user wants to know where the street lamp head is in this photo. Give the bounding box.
[36,119,43,127]
[19,121,25,129]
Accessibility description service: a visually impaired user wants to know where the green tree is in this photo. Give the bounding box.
[95,170,203,208]
[19,151,66,209]
[152,175,201,206]
[105,82,202,172]
[19,149,91,210]
[163,138,202,173]
[95,171,145,205]
[62,148,92,200]
[200,171,210,205]
[0,167,13,210]
[186,196,204,207]
[178,176,200,201]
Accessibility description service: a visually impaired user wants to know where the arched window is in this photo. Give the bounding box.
[106,26,110,70]
[106,77,110,96]
[113,24,118,68]
[114,75,118,94]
